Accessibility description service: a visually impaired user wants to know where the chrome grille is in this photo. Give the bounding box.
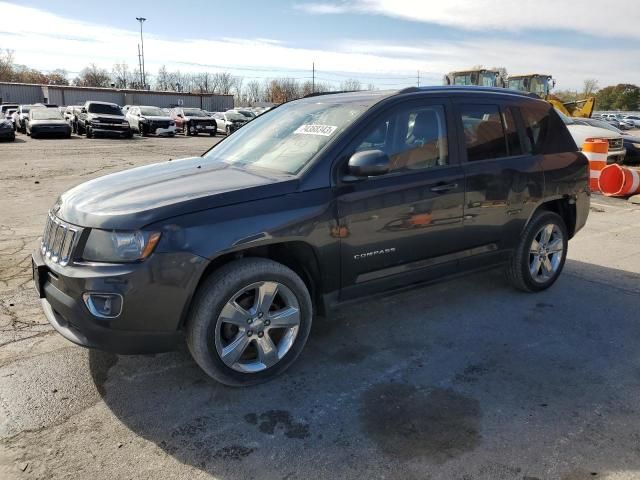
[608,138,623,150]
[41,213,79,266]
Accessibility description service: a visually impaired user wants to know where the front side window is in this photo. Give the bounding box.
[354,104,449,172]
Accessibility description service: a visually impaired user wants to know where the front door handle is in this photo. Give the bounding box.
[430,183,458,193]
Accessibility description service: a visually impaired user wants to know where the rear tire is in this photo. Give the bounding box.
[186,258,313,387]
[184,122,191,136]
[506,210,568,292]
[86,125,93,138]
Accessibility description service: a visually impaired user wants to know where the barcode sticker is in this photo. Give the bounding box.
[293,124,338,136]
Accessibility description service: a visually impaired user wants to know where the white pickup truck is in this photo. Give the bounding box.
[557,110,626,164]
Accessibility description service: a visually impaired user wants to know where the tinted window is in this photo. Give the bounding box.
[354,104,448,172]
[502,107,522,156]
[460,105,508,161]
[521,105,549,153]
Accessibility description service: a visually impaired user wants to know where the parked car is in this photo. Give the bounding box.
[556,109,626,164]
[228,108,257,120]
[0,117,15,141]
[76,101,132,138]
[5,108,17,128]
[13,105,37,133]
[33,86,589,386]
[169,107,216,136]
[575,118,640,165]
[212,111,249,135]
[0,103,19,117]
[622,115,640,128]
[26,108,72,139]
[126,106,176,136]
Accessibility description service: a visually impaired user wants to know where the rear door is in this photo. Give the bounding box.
[454,98,544,267]
[336,98,466,299]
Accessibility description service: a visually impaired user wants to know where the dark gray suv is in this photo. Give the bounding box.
[33,87,589,386]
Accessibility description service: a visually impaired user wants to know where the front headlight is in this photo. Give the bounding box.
[82,230,161,263]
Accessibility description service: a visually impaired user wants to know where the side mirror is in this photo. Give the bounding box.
[346,150,390,178]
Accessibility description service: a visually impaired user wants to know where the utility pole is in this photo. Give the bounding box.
[417,70,420,87]
[312,62,315,93]
[137,44,143,88]
[136,17,147,89]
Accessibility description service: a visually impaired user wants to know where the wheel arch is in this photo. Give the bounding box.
[525,196,577,238]
[179,240,325,329]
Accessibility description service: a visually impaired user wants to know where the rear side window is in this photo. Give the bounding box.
[502,107,522,156]
[459,105,508,161]
[521,105,549,153]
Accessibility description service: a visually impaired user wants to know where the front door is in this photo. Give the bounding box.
[336,98,466,300]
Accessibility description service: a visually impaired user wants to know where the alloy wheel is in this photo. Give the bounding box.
[529,223,564,283]
[214,281,301,373]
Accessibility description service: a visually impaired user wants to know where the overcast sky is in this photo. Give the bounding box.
[1,0,639,90]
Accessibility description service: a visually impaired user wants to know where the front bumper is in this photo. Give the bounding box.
[32,247,208,354]
[153,125,176,136]
[31,125,71,136]
[0,128,14,139]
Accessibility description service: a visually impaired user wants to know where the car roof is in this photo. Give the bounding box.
[87,101,119,106]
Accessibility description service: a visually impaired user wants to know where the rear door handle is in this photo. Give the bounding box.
[430,183,458,193]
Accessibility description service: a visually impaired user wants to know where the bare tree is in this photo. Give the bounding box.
[0,49,14,81]
[340,78,361,91]
[156,65,170,91]
[47,69,69,86]
[213,72,235,94]
[74,63,111,87]
[366,83,377,91]
[245,80,263,104]
[583,78,599,97]
[112,62,130,89]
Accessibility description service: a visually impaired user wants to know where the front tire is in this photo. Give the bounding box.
[186,258,313,387]
[86,125,93,138]
[506,210,568,292]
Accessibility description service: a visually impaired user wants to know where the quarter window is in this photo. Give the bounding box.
[521,105,549,153]
[354,104,448,173]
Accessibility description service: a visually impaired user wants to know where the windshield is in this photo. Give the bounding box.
[453,71,497,87]
[31,109,63,120]
[139,107,166,116]
[237,110,255,118]
[225,112,247,121]
[204,98,372,174]
[509,76,549,95]
[88,103,123,115]
[183,109,207,117]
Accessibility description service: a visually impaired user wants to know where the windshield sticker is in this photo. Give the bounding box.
[294,124,338,136]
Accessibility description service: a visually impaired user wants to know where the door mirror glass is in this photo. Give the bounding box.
[347,149,390,177]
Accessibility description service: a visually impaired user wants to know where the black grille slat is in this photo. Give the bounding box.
[40,213,79,266]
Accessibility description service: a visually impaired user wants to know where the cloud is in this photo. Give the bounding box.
[0,2,637,91]
[296,0,640,40]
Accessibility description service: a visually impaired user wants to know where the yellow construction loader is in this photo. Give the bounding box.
[506,74,595,118]
[444,69,503,88]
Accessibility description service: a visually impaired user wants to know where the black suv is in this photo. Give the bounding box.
[32,87,589,386]
[76,101,132,138]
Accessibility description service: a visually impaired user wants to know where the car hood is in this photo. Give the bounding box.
[30,119,68,126]
[566,124,622,148]
[55,157,297,229]
[140,115,172,121]
[185,116,212,121]
[622,133,640,143]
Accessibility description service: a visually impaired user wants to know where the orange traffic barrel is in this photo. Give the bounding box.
[582,139,609,192]
[599,164,640,197]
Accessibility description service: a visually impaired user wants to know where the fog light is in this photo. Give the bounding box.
[83,293,123,319]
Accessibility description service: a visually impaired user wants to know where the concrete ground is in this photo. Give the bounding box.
[1,133,640,480]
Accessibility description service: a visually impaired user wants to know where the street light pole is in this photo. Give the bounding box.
[136,17,146,89]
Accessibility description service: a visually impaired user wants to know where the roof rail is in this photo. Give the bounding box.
[397,85,540,99]
[302,90,358,98]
